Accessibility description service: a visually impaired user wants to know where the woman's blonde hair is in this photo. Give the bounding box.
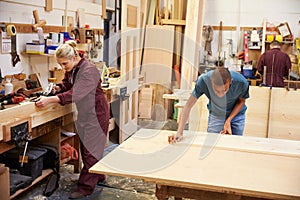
[55,40,79,59]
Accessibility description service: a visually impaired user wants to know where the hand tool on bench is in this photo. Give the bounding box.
[20,135,32,167]
[286,68,290,91]
[30,82,55,102]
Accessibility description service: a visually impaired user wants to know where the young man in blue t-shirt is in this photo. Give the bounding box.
[172,67,249,143]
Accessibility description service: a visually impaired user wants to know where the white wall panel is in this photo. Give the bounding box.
[0,2,38,23]
[0,0,45,7]
[0,0,103,80]
[52,0,101,15]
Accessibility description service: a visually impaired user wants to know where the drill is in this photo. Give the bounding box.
[0,93,25,109]
[1,96,25,105]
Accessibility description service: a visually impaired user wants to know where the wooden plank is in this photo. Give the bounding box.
[0,22,72,34]
[189,95,209,132]
[211,26,262,31]
[268,88,300,140]
[244,86,269,138]
[45,0,53,12]
[161,19,185,26]
[90,129,300,200]
[1,22,102,34]
[141,25,175,88]
[102,0,107,19]
[147,0,156,25]
[151,84,172,121]
[172,0,185,70]
[139,0,150,65]
[138,87,153,119]
[180,0,206,89]
[162,89,191,100]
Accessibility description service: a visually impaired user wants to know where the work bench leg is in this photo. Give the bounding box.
[156,185,183,200]
[156,184,169,200]
[73,134,82,173]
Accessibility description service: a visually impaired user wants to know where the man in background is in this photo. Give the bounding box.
[257,40,291,87]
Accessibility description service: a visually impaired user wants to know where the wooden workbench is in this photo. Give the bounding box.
[90,128,300,200]
[0,101,81,199]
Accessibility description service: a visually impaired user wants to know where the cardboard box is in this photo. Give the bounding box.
[26,43,45,54]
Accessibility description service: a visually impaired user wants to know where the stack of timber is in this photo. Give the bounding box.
[139,84,173,121]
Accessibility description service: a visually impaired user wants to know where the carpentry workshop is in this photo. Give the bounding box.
[0,0,300,200]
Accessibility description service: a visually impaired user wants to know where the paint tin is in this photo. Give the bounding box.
[50,32,58,44]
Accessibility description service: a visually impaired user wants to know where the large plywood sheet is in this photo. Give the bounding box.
[90,129,300,200]
[141,25,175,88]
[268,88,300,140]
[244,86,270,138]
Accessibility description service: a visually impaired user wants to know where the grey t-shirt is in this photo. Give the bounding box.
[192,70,249,117]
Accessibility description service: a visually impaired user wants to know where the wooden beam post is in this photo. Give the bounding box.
[180,0,206,89]
[102,0,107,19]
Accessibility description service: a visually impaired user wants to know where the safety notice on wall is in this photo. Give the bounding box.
[0,32,11,54]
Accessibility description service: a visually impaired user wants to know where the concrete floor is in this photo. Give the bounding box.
[15,119,179,200]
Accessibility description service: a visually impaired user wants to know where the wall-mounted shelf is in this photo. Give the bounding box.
[0,22,71,34]
[21,52,54,57]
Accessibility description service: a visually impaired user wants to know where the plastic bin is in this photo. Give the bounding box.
[0,147,47,180]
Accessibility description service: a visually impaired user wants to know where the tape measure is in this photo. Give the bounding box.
[7,24,16,36]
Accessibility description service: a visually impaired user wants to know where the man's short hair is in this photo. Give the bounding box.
[270,40,281,48]
[211,67,231,86]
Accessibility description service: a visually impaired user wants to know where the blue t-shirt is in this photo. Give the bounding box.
[192,70,249,117]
